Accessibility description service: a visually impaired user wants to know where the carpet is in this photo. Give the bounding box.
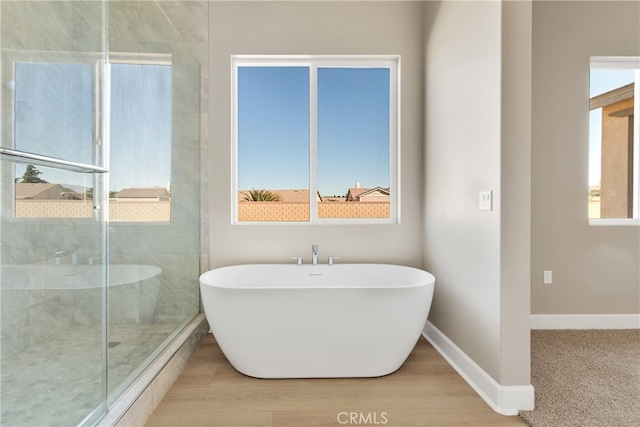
[519,329,640,427]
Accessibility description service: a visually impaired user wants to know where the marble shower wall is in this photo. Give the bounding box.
[107,0,203,326]
[0,0,208,358]
[156,0,210,274]
[0,0,106,359]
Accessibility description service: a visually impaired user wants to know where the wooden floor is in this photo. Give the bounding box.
[145,335,527,427]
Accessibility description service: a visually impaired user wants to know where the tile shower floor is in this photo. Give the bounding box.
[1,322,182,426]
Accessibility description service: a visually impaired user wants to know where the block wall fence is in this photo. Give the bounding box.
[237,202,390,221]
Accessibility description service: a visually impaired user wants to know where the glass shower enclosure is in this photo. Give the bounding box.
[0,1,202,425]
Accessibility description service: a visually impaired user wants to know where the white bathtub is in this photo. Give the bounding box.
[0,264,164,349]
[199,263,435,378]
[0,264,162,289]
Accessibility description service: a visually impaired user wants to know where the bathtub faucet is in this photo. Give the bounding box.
[312,245,318,265]
[53,250,65,265]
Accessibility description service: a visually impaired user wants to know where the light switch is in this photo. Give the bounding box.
[479,191,493,211]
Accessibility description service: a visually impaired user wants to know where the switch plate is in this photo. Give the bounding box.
[543,270,552,285]
[479,191,493,211]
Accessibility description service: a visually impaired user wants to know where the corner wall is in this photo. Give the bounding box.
[424,0,502,379]
[531,1,640,321]
[423,0,532,404]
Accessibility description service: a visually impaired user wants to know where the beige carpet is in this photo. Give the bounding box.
[519,329,640,427]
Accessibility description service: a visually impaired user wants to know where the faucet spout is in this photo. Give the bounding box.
[53,250,65,265]
[312,244,318,265]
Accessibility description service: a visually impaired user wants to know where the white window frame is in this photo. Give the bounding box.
[231,55,400,225]
[589,56,640,226]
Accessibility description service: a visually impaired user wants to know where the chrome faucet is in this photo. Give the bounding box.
[53,250,65,265]
[312,245,318,265]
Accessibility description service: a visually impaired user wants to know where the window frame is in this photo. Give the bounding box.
[231,55,400,225]
[589,56,640,226]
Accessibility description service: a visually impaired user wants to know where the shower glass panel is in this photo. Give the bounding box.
[1,0,202,424]
[14,62,94,164]
[1,1,109,426]
[109,62,172,222]
[106,0,201,405]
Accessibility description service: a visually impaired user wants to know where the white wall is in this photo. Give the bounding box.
[423,0,531,386]
[531,0,640,317]
[209,1,425,268]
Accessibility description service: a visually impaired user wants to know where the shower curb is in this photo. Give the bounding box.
[96,313,208,427]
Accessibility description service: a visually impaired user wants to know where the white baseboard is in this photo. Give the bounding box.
[422,321,534,416]
[530,314,640,330]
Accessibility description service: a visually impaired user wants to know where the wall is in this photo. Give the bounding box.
[237,202,390,222]
[157,0,211,274]
[531,1,640,316]
[107,0,202,324]
[209,1,424,267]
[601,97,634,219]
[15,200,170,221]
[0,0,206,355]
[423,0,532,388]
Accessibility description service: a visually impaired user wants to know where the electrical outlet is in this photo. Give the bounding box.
[543,270,552,285]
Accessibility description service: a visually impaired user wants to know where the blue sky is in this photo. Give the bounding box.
[237,67,310,191]
[318,68,390,196]
[589,69,635,185]
[16,61,630,193]
[15,63,94,165]
[109,64,172,191]
[14,62,171,192]
[237,66,390,197]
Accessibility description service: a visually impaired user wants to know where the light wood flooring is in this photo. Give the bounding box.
[145,334,527,426]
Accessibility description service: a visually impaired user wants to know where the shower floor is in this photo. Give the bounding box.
[1,322,183,427]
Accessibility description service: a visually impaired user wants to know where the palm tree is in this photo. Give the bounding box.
[242,188,282,202]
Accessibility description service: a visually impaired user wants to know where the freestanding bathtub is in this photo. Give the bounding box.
[199,263,435,378]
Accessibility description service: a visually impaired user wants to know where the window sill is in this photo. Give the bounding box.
[589,218,640,226]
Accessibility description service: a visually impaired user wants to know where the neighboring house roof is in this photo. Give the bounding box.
[590,83,634,110]
[345,187,390,202]
[116,187,170,199]
[15,183,82,200]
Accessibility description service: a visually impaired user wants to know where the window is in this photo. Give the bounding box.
[232,56,399,224]
[108,62,172,222]
[589,57,639,225]
[14,63,94,164]
[11,56,172,222]
[13,62,96,219]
